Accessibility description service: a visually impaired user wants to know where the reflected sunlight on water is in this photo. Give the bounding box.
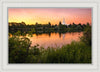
[27,32,83,48]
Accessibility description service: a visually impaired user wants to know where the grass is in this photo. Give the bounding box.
[35,41,91,63]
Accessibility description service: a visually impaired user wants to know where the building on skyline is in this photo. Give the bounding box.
[62,18,68,26]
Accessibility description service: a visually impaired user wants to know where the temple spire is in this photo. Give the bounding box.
[62,18,66,25]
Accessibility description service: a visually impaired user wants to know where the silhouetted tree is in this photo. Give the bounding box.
[59,21,62,25]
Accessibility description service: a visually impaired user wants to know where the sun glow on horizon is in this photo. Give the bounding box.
[8,8,92,25]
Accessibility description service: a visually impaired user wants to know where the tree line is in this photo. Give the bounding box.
[9,21,91,34]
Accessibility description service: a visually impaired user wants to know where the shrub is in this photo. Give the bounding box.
[80,26,91,46]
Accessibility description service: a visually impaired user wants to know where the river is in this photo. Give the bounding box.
[25,32,83,48]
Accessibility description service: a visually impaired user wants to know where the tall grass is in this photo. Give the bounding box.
[39,41,91,63]
[30,41,91,63]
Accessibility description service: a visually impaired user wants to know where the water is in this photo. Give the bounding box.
[26,32,83,48]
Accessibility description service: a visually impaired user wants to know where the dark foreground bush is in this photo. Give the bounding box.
[9,37,91,63]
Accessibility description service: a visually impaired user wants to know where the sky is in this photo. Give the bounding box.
[8,8,92,25]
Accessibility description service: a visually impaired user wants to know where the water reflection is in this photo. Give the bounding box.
[27,32,83,48]
[62,34,65,40]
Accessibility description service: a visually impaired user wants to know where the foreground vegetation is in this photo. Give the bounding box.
[9,25,91,63]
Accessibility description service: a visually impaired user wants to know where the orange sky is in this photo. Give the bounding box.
[8,8,92,25]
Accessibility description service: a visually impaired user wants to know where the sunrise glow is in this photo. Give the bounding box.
[8,8,92,25]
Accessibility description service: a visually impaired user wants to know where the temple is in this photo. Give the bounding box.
[62,18,68,25]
